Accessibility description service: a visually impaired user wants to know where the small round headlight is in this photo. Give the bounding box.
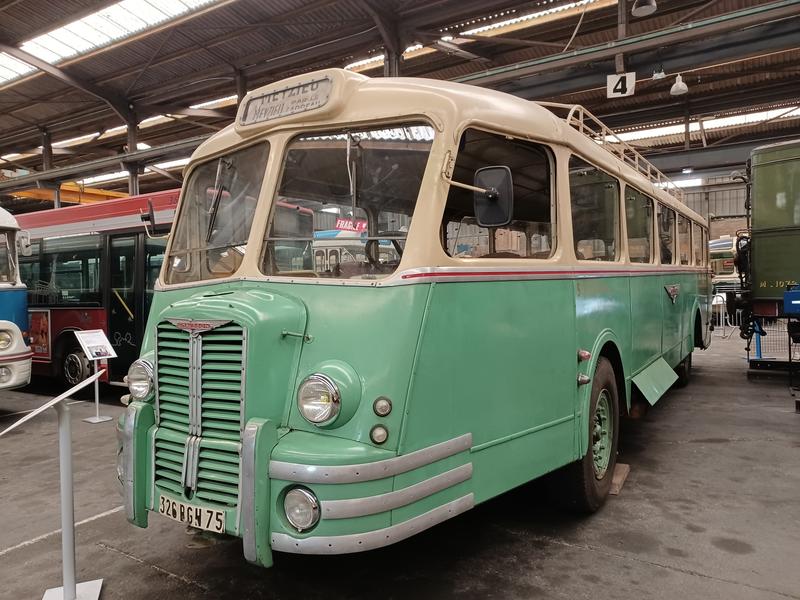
[284,487,320,532]
[127,359,153,400]
[0,366,11,384]
[0,330,13,350]
[297,374,340,425]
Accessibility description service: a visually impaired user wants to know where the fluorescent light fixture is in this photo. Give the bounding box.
[137,142,151,150]
[76,155,189,185]
[321,206,341,214]
[656,178,702,189]
[612,105,800,143]
[190,94,238,109]
[461,0,597,35]
[682,167,693,174]
[2,0,221,85]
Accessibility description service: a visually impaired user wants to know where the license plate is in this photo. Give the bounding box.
[158,495,225,533]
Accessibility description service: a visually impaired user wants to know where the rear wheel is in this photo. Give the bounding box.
[561,357,620,513]
[675,353,692,387]
[61,344,90,387]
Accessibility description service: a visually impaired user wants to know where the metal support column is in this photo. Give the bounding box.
[235,69,248,105]
[384,50,400,77]
[614,0,627,73]
[41,129,63,208]
[126,118,139,196]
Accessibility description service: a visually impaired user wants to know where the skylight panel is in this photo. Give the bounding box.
[21,35,77,61]
[0,53,34,82]
[82,14,130,40]
[120,0,170,26]
[64,21,112,47]
[147,0,193,17]
[48,28,96,54]
[101,4,148,34]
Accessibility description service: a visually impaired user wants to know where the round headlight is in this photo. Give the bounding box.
[284,487,320,532]
[0,330,13,350]
[297,374,340,425]
[0,366,11,384]
[127,359,153,400]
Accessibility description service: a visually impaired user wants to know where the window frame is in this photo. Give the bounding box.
[622,184,655,265]
[656,203,677,266]
[440,125,559,261]
[677,213,692,266]
[568,153,622,263]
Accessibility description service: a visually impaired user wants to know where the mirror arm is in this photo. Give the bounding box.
[441,171,490,195]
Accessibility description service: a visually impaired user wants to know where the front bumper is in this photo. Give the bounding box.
[120,410,474,568]
[0,351,32,390]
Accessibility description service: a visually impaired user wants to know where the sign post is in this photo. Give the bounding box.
[72,330,116,425]
[0,370,105,600]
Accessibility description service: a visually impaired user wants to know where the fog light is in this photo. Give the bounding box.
[370,425,388,444]
[0,366,11,384]
[373,397,392,417]
[284,488,320,532]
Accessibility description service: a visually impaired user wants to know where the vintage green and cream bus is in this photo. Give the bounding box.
[118,69,711,568]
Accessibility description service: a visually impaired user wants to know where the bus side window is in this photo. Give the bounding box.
[569,156,619,261]
[677,215,691,265]
[440,128,555,259]
[625,187,653,263]
[692,222,703,266]
[657,204,676,265]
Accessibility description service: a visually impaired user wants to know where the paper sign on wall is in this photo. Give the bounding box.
[607,73,636,98]
[74,329,117,362]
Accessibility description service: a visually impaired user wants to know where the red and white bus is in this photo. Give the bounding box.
[16,190,179,385]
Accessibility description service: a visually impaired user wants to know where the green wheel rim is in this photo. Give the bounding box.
[592,390,613,479]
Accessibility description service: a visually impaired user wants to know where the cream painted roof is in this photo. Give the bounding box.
[189,68,706,226]
[0,207,19,230]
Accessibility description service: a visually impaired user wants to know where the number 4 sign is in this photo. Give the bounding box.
[607,73,636,98]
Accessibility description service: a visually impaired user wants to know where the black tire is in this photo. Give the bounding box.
[560,357,620,513]
[674,352,692,388]
[61,344,90,388]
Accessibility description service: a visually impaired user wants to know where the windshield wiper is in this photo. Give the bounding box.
[206,158,235,243]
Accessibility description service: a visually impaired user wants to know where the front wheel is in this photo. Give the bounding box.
[561,357,620,513]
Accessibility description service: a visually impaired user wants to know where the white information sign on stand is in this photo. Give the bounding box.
[73,330,116,424]
[606,72,636,98]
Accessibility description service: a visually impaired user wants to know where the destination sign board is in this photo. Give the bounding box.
[241,77,332,126]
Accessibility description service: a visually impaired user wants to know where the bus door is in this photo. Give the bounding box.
[657,205,682,363]
[107,234,138,380]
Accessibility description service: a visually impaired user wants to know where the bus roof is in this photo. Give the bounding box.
[192,68,705,226]
[0,207,19,230]
[16,188,180,239]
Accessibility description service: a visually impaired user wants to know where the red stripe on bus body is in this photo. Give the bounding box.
[16,189,180,229]
[0,350,34,363]
[401,269,707,279]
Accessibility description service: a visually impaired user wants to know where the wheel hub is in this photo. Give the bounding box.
[592,390,613,479]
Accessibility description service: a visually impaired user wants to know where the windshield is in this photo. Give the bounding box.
[165,142,270,285]
[260,123,434,279]
[0,230,16,284]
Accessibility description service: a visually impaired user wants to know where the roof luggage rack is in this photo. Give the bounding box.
[537,101,684,203]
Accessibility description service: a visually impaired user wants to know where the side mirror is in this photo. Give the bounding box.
[17,230,32,257]
[474,166,513,228]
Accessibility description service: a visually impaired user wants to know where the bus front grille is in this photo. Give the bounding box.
[153,321,244,510]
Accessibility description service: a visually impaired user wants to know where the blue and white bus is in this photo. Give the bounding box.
[0,208,32,390]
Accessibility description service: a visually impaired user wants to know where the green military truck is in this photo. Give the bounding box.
[736,139,800,367]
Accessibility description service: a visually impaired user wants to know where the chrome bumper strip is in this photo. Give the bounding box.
[271,493,474,554]
[269,433,472,484]
[121,405,136,521]
[241,421,258,562]
[322,464,472,519]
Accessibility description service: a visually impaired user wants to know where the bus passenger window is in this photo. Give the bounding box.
[678,215,691,265]
[657,204,676,264]
[692,223,703,266]
[624,188,653,263]
[440,129,554,259]
[569,156,619,261]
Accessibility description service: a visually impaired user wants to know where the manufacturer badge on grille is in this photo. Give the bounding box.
[167,318,231,334]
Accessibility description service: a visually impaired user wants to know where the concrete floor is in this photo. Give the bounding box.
[1,333,799,600]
